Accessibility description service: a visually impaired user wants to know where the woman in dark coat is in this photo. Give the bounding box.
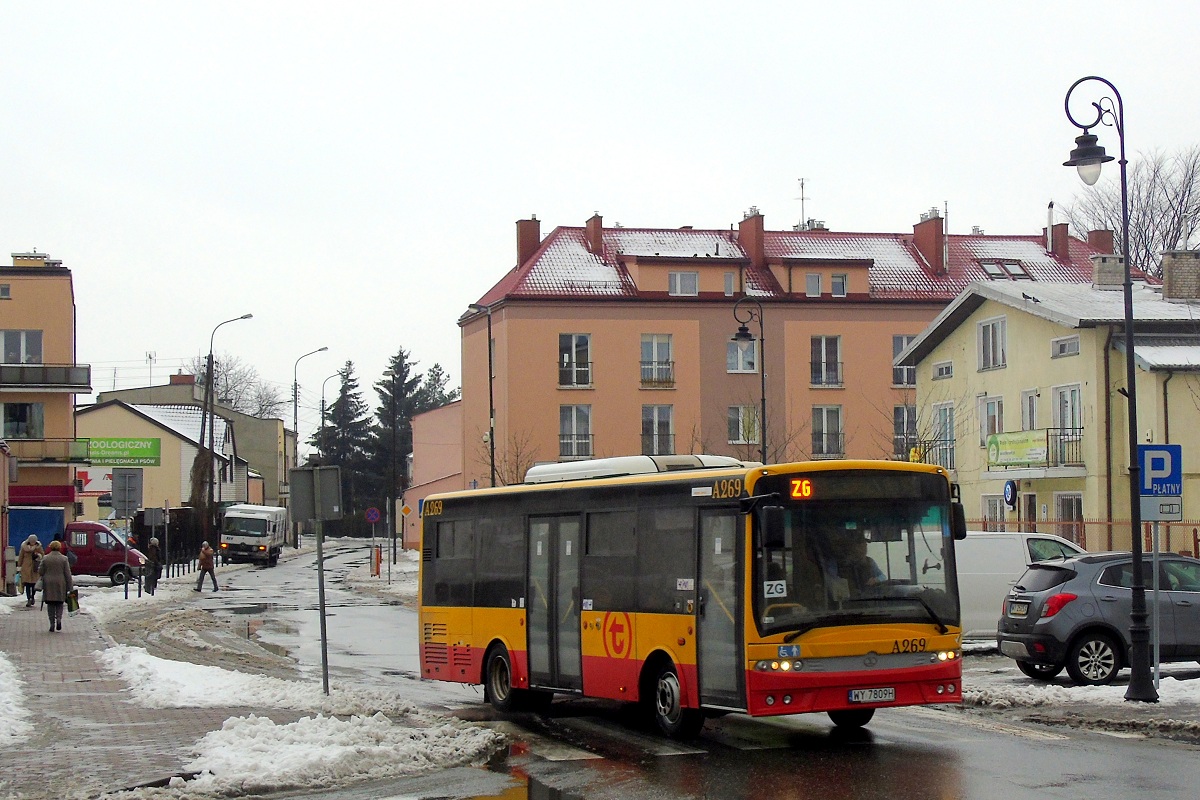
[38,540,74,633]
[145,537,162,595]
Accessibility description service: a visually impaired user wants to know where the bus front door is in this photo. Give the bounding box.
[697,509,744,708]
[527,515,583,692]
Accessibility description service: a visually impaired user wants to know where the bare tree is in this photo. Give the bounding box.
[187,353,286,419]
[476,427,540,487]
[1063,145,1200,278]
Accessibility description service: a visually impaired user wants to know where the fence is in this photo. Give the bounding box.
[967,518,1200,557]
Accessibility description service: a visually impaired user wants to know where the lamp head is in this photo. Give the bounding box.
[731,324,755,354]
[239,313,253,320]
[1063,132,1113,186]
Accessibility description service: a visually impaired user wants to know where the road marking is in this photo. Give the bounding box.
[906,706,1069,740]
[484,721,602,761]
[558,718,707,756]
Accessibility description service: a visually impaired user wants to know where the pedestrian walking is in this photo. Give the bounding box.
[38,540,73,632]
[145,536,162,596]
[17,535,44,607]
[194,541,219,592]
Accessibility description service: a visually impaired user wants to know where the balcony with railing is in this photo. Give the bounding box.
[810,361,844,387]
[812,432,845,459]
[0,363,92,391]
[986,427,1085,471]
[560,434,594,459]
[640,361,675,388]
[6,437,90,465]
[641,433,674,456]
[558,361,593,388]
[908,438,956,470]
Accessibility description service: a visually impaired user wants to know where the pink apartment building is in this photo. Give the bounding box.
[439,210,1114,495]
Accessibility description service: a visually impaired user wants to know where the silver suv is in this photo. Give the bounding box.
[997,552,1200,685]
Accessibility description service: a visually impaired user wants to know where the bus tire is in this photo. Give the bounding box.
[828,708,875,728]
[484,645,520,713]
[649,661,704,739]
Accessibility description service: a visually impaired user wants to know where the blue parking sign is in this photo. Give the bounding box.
[1138,444,1182,497]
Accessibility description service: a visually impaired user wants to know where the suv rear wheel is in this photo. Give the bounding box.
[1066,632,1121,685]
[1016,661,1064,681]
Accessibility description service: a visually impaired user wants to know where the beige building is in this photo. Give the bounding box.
[898,251,1200,553]
[1,250,91,516]
[75,400,248,519]
[98,373,292,508]
[452,211,1113,492]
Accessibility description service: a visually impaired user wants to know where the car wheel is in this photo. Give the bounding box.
[109,565,130,586]
[649,661,704,739]
[1066,633,1121,685]
[828,708,875,728]
[1016,661,1064,681]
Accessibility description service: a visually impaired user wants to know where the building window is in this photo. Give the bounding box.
[812,405,843,458]
[810,336,842,386]
[727,339,758,373]
[806,273,821,297]
[728,405,759,445]
[980,395,1004,446]
[0,284,10,299]
[1052,336,1080,358]
[982,495,1007,531]
[978,317,1006,370]
[640,334,674,387]
[893,405,917,459]
[933,361,953,380]
[1,402,45,438]
[832,274,847,297]
[724,272,735,296]
[2,330,43,364]
[668,271,699,296]
[642,405,674,455]
[1021,389,1038,431]
[927,403,956,470]
[892,334,916,386]
[981,261,1030,280]
[559,333,591,387]
[560,405,592,458]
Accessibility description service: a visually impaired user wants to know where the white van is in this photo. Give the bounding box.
[219,504,289,566]
[955,531,1084,640]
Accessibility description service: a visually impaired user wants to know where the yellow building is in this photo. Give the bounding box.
[0,251,91,514]
[899,251,1200,554]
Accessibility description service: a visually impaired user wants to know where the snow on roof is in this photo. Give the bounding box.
[133,404,231,454]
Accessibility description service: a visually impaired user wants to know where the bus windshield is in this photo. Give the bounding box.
[224,518,268,536]
[753,494,959,639]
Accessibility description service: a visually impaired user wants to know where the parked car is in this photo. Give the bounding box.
[955,530,1084,639]
[997,552,1200,685]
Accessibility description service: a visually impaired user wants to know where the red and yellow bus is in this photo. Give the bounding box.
[418,455,967,738]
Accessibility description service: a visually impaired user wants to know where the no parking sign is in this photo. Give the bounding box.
[365,507,381,524]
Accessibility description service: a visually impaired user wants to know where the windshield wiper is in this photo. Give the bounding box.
[783,622,820,643]
[850,595,948,634]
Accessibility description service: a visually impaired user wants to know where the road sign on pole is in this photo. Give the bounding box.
[1138,444,1183,522]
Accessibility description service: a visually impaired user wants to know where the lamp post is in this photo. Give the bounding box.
[468,303,496,486]
[292,346,328,546]
[320,372,339,459]
[731,297,767,464]
[202,313,252,541]
[390,368,399,559]
[1063,75,1157,702]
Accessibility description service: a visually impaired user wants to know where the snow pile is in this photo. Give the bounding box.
[963,672,1200,710]
[0,652,33,742]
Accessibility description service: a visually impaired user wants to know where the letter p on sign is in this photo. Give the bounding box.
[1138,444,1182,496]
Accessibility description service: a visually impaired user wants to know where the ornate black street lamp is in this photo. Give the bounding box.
[1064,75,1157,702]
[731,297,767,464]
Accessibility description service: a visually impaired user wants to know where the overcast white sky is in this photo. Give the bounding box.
[1,1,1195,445]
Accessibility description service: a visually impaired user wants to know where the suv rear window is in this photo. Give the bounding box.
[1013,564,1074,592]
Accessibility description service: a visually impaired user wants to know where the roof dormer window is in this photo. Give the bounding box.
[981,260,1031,280]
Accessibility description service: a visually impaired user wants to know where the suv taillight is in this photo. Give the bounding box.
[1041,593,1078,618]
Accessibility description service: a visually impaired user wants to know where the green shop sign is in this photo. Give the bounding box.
[89,437,161,466]
[986,431,1048,468]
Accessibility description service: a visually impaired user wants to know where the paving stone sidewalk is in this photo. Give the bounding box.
[0,598,303,800]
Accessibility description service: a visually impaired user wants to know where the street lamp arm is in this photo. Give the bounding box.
[1065,76,1124,138]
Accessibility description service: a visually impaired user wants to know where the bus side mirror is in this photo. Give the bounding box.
[951,503,967,540]
[760,506,786,549]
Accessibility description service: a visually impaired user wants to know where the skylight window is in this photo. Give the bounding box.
[980,260,1031,280]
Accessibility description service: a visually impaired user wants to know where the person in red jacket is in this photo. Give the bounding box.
[194,541,219,592]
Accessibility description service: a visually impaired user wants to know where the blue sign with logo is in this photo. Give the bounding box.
[1139,444,1182,496]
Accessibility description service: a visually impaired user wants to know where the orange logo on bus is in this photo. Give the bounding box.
[790,478,814,499]
[602,612,633,659]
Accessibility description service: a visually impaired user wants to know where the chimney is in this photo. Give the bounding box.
[1090,254,1124,291]
[516,216,541,267]
[738,211,765,270]
[170,373,197,386]
[1088,229,1115,254]
[913,210,945,274]
[1051,223,1071,260]
[1162,250,1200,301]
[585,213,604,254]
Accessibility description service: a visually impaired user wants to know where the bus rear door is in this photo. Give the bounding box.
[527,515,583,691]
[697,509,743,708]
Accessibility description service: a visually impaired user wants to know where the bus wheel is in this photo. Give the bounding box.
[650,662,704,739]
[484,645,519,713]
[828,708,875,728]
